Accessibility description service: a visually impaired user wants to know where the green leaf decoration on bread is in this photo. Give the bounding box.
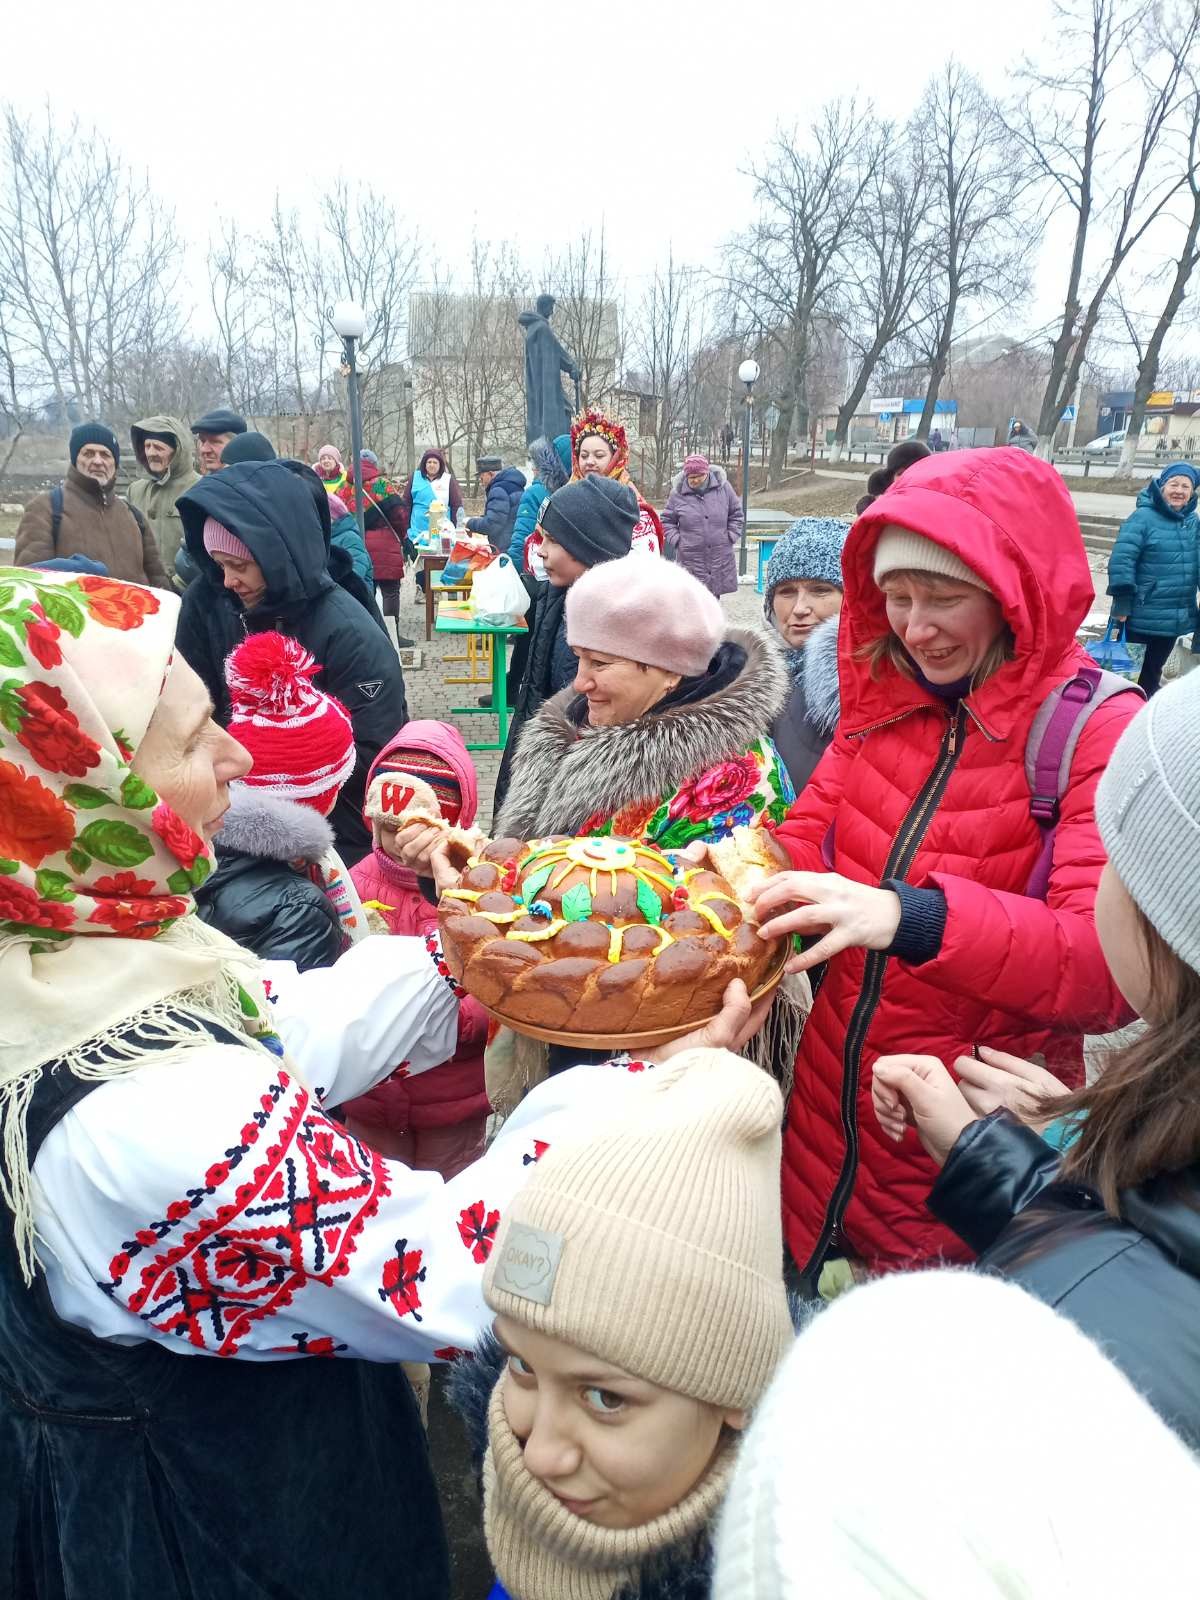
[560,884,593,922]
[635,877,662,925]
[521,862,555,902]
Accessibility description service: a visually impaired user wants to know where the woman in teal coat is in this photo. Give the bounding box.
[1107,462,1199,693]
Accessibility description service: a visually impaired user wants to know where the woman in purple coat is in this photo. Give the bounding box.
[662,453,744,598]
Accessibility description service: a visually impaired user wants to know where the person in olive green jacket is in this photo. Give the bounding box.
[129,415,199,584]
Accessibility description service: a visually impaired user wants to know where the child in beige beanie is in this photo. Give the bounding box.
[450,1046,794,1600]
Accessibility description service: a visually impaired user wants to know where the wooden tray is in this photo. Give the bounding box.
[479,947,790,1051]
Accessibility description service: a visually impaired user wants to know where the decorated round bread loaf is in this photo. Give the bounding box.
[437,833,784,1037]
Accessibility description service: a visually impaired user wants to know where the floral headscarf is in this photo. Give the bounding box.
[0,567,212,946]
[0,567,276,1282]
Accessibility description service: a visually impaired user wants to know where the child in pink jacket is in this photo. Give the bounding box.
[341,721,490,1178]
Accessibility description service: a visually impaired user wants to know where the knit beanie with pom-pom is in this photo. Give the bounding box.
[225,631,356,815]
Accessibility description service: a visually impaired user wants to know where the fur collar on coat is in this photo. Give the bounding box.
[215,786,335,865]
[797,613,842,736]
[494,626,788,840]
[669,465,730,494]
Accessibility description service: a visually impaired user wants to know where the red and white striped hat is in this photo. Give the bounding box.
[225,632,356,816]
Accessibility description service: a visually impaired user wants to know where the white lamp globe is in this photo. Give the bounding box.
[738,358,761,386]
[332,301,367,340]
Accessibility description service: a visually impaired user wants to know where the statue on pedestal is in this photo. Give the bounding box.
[517,294,581,446]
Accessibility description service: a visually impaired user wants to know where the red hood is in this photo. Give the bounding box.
[364,720,478,890]
[840,448,1095,738]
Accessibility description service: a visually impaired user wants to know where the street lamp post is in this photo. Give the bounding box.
[332,301,368,543]
[737,358,760,579]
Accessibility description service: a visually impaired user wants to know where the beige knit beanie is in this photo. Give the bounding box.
[873,523,992,592]
[483,1048,793,1412]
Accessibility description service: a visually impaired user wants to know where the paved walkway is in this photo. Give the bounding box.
[811,468,1134,520]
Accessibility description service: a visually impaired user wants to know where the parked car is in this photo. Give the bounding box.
[1083,428,1128,453]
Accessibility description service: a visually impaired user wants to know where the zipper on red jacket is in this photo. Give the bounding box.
[799,703,968,1281]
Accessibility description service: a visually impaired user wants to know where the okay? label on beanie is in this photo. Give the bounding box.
[492,1222,563,1306]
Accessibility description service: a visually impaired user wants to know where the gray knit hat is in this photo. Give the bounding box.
[1095,670,1200,973]
[763,517,851,624]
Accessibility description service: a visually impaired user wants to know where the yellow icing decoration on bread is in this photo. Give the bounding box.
[508,919,567,943]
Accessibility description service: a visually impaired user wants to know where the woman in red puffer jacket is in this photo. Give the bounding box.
[752,448,1140,1282]
[340,719,490,1177]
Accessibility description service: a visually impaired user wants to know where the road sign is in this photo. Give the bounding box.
[764,404,781,432]
[1060,404,1077,422]
[878,411,892,423]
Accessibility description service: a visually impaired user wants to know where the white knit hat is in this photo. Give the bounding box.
[873,523,991,592]
[714,1270,1200,1597]
[483,1047,793,1411]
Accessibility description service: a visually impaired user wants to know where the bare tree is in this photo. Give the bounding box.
[207,219,269,416]
[627,255,709,496]
[321,179,419,446]
[409,242,528,483]
[1112,69,1200,474]
[0,103,183,422]
[725,102,885,485]
[256,198,334,446]
[1013,0,1200,453]
[910,64,1030,440]
[544,228,622,412]
[829,137,931,460]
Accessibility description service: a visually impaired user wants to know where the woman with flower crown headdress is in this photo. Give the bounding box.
[569,407,664,557]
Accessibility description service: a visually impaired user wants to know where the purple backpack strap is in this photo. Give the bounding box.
[1023,667,1142,899]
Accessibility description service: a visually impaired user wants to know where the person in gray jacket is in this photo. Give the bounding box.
[763,516,850,793]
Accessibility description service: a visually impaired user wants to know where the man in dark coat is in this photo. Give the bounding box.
[466,456,527,552]
[493,475,637,811]
[175,461,408,865]
[516,295,580,445]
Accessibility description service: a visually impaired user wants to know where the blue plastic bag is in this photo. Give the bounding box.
[1087,621,1143,681]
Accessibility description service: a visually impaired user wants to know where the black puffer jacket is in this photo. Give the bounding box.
[448,1336,714,1600]
[194,788,345,970]
[929,1110,1200,1447]
[492,581,571,812]
[467,466,528,551]
[176,461,408,865]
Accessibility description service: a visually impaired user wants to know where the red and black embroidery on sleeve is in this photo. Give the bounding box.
[99,1072,390,1356]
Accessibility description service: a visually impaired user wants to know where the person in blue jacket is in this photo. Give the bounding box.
[1107,461,1199,694]
[508,433,572,571]
[467,456,527,552]
[327,492,376,589]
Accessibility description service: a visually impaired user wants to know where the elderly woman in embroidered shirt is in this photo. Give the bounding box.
[0,567,758,1600]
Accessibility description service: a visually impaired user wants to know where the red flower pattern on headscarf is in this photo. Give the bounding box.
[74,574,161,631]
[24,605,62,670]
[0,568,217,944]
[152,804,206,871]
[0,758,76,867]
[11,683,102,778]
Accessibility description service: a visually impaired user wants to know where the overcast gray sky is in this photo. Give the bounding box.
[11,0,1056,295]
